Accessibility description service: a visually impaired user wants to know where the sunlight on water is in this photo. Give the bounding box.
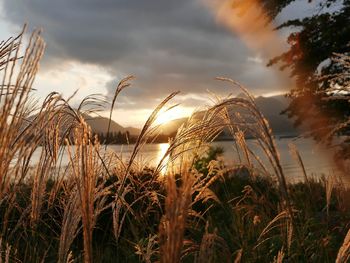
[29,138,343,182]
[110,143,170,174]
[155,143,170,174]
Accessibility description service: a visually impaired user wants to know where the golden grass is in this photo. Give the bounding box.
[336,228,350,263]
[0,26,349,262]
[159,172,193,263]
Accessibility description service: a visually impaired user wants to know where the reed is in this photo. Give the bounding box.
[0,26,348,263]
[336,228,350,263]
[288,143,309,185]
[159,172,193,263]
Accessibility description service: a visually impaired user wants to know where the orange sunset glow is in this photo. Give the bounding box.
[0,0,349,262]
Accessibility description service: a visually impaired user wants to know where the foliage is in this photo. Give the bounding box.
[94,131,172,144]
[260,0,350,151]
[193,146,224,175]
[0,25,350,263]
[1,167,349,262]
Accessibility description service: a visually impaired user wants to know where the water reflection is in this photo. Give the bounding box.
[29,138,341,181]
[109,143,170,174]
[155,143,170,174]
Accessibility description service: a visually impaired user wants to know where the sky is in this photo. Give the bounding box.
[0,0,323,127]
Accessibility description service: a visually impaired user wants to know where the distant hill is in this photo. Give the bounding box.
[83,115,140,136]
[27,112,141,137]
[26,95,296,143]
[157,118,188,136]
[253,95,296,135]
[157,94,299,138]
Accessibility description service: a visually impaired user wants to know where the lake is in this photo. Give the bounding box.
[31,137,342,183]
[108,137,341,182]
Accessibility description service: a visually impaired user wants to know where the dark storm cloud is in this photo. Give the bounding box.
[2,0,290,109]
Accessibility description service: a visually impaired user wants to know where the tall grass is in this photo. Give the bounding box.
[0,26,349,262]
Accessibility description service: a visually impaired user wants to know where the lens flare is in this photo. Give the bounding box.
[204,0,285,58]
[202,0,346,175]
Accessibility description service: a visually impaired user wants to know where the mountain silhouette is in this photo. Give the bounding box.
[83,115,140,136]
[157,94,298,138]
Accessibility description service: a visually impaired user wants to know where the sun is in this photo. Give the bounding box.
[154,106,191,125]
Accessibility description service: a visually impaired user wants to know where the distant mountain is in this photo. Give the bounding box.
[27,112,140,137]
[158,94,298,138]
[253,95,295,135]
[157,117,188,136]
[83,115,140,136]
[271,94,290,106]
[125,126,142,136]
[26,95,296,143]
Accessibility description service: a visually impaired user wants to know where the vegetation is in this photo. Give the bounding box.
[0,26,350,263]
[93,131,173,145]
[256,0,350,154]
[95,131,133,144]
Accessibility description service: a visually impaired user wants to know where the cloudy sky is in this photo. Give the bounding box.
[0,0,320,127]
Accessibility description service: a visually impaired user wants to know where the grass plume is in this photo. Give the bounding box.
[0,26,348,263]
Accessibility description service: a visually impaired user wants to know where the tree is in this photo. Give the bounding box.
[252,0,350,154]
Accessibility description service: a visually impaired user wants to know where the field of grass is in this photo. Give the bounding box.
[0,27,350,263]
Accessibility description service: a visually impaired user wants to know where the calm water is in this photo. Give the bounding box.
[32,138,340,182]
[109,138,339,182]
